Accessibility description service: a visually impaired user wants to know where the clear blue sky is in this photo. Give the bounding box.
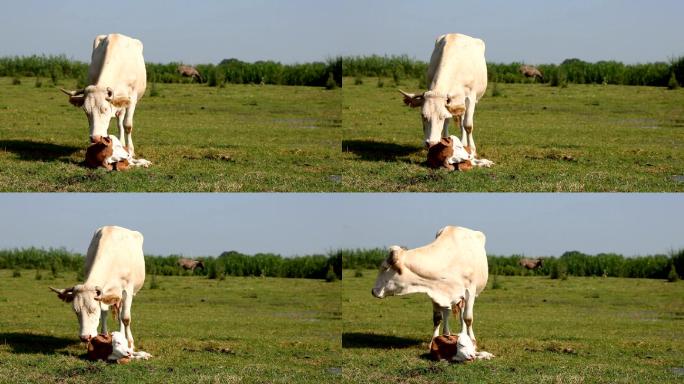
[0,1,681,64]
[0,0,344,64]
[339,0,683,64]
[0,194,680,258]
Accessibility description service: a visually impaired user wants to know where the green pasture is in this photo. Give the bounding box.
[343,271,684,383]
[342,78,684,191]
[0,270,341,383]
[0,78,341,191]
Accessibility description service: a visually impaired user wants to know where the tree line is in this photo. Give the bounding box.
[341,248,684,280]
[342,55,684,88]
[0,248,341,282]
[0,55,342,88]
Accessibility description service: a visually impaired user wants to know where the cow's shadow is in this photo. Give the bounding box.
[0,140,81,162]
[342,140,422,162]
[0,332,80,355]
[342,332,423,349]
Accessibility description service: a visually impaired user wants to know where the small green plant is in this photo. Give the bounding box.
[354,76,363,85]
[149,274,160,289]
[376,78,384,88]
[325,266,338,282]
[491,273,502,289]
[12,269,21,278]
[35,270,43,280]
[35,77,42,88]
[12,77,21,85]
[667,72,679,90]
[392,70,402,86]
[354,269,363,278]
[51,71,59,86]
[150,81,160,97]
[667,264,679,282]
[325,73,337,90]
[491,82,502,97]
[550,261,568,280]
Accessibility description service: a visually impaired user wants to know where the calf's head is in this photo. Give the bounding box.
[426,137,456,170]
[50,285,121,342]
[61,86,130,143]
[399,89,466,147]
[85,136,114,169]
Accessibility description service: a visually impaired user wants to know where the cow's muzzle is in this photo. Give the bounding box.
[90,135,102,144]
[80,335,92,343]
[371,288,384,299]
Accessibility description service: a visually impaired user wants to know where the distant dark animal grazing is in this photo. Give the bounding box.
[177,65,203,83]
[519,65,543,81]
[178,258,205,271]
[519,258,544,270]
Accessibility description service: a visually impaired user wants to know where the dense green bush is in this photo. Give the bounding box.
[341,248,683,280]
[0,248,341,281]
[0,55,341,88]
[342,55,683,87]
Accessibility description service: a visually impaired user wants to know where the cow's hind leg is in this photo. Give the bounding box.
[119,290,135,349]
[463,290,477,346]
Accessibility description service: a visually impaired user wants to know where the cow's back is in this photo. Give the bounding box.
[434,226,489,295]
[87,33,147,100]
[427,33,487,99]
[84,226,146,294]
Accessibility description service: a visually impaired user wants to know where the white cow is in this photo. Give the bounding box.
[400,33,488,154]
[61,33,147,157]
[372,226,489,347]
[50,225,146,349]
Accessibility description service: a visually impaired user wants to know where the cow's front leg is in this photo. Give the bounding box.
[119,290,135,349]
[116,109,125,143]
[100,308,109,335]
[463,98,477,156]
[431,301,442,339]
[441,307,451,336]
[123,102,138,157]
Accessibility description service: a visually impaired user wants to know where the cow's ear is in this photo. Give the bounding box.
[446,103,465,116]
[69,95,85,107]
[110,96,130,108]
[388,246,404,274]
[94,294,122,306]
[399,90,425,108]
[440,137,452,146]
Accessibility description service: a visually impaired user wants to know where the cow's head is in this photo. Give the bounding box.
[61,86,130,143]
[50,285,121,342]
[371,246,410,298]
[399,89,466,147]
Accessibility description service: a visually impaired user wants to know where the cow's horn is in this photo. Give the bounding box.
[49,286,66,294]
[398,89,415,98]
[60,88,84,96]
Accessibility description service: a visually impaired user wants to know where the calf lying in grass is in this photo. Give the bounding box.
[430,330,494,363]
[426,136,494,171]
[85,136,151,171]
[87,331,152,364]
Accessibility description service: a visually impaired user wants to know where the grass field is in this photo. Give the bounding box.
[0,270,341,383]
[0,77,341,191]
[343,270,684,383]
[342,78,684,191]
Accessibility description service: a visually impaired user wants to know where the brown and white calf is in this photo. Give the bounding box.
[51,226,146,349]
[84,135,151,171]
[426,135,494,171]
